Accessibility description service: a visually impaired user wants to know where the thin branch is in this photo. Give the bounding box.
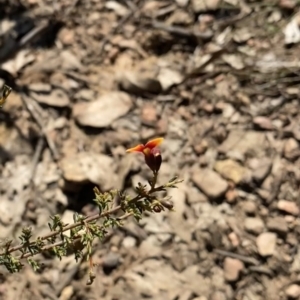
[17,212,133,260]
[1,183,167,257]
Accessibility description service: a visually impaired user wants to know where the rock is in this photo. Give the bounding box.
[139,235,163,258]
[285,284,300,299]
[222,54,245,70]
[266,217,288,234]
[58,27,75,45]
[223,257,244,282]
[225,188,237,203]
[118,70,162,94]
[175,0,190,7]
[192,168,228,199]
[157,67,184,91]
[105,1,130,16]
[248,157,272,182]
[193,139,208,155]
[228,232,240,247]
[73,91,132,128]
[60,152,116,190]
[277,200,299,215]
[60,285,74,300]
[186,187,208,204]
[218,130,266,158]
[233,27,253,44]
[123,236,136,248]
[29,82,52,93]
[253,116,274,130]
[279,0,297,10]
[192,0,221,13]
[74,88,95,101]
[290,248,300,272]
[284,15,300,45]
[244,217,265,235]
[170,245,198,272]
[243,201,257,215]
[210,291,226,300]
[214,159,248,184]
[283,138,300,161]
[256,232,277,256]
[141,103,157,125]
[31,89,70,107]
[60,50,83,70]
[102,252,121,269]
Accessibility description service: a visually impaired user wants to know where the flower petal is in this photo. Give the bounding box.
[145,137,164,149]
[126,144,145,153]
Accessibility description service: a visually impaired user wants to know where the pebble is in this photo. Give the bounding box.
[225,188,237,203]
[210,291,226,300]
[219,130,266,157]
[102,252,121,269]
[249,157,272,182]
[266,217,288,234]
[253,116,274,130]
[122,236,136,248]
[175,0,190,7]
[60,285,74,300]
[228,232,240,247]
[223,257,244,282]
[256,232,277,256]
[278,200,299,216]
[192,168,228,199]
[214,159,248,184]
[285,284,300,299]
[192,0,221,12]
[60,153,115,191]
[31,89,70,107]
[243,201,257,215]
[244,217,265,235]
[141,103,157,125]
[73,91,132,128]
[279,0,297,9]
[283,138,300,161]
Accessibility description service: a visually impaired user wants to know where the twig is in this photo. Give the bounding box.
[248,265,273,276]
[2,182,168,258]
[7,206,120,257]
[20,94,59,161]
[214,249,260,266]
[17,211,133,260]
[30,137,45,183]
[98,10,134,61]
[150,21,213,41]
[0,21,49,64]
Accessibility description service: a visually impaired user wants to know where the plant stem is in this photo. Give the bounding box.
[1,183,167,259]
[17,212,133,260]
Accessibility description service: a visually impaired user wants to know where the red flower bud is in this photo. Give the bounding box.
[126,138,163,173]
[153,205,162,213]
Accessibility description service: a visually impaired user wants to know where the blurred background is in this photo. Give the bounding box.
[1,0,300,299]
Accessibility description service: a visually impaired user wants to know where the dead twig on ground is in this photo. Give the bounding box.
[214,249,260,266]
[30,137,45,183]
[20,94,59,161]
[150,21,213,41]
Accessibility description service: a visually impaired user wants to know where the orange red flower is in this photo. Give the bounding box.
[126,138,163,173]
